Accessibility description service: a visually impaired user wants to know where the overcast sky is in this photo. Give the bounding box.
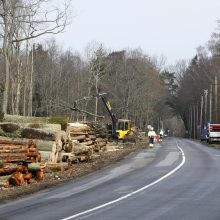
[54,0,220,65]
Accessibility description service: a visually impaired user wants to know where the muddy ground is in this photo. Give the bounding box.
[0,140,148,204]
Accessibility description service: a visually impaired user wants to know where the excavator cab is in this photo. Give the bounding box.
[116,119,132,139]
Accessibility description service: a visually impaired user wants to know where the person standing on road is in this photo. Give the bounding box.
[159,129,164,142]
[148,127,156,147]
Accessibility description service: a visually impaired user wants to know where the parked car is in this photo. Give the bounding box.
[200,128,207,142]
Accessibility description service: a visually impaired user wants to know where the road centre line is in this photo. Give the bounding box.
[61,143,185,220]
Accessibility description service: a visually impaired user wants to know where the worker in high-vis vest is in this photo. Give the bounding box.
[159,129,164,142]
[148,128,156,147]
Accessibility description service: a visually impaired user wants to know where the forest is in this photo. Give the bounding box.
[0,0,220,137]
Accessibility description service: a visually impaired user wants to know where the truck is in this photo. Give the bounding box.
[206,123,220,144]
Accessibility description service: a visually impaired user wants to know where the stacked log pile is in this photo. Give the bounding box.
[0,138,40,162]
[0,138,46,189]
[0,121,62,163]
[60,122,108,163]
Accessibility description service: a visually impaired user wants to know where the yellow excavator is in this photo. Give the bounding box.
[99,94,136,142]
[66,93,136,142]
[116,119,135,140]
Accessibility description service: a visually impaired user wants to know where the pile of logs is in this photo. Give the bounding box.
[0,114,123,190]
[0,138,40,162]
[0,138,46,189]
[60,122,108,163]
[0,120,63,163]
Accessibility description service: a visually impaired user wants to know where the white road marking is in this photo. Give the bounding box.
[61,143,185,220]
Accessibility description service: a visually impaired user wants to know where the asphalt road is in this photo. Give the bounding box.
[1,138,220,220]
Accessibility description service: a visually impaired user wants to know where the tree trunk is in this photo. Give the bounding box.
[15,41,22,115]
[94,75,98,123]
[28,43,34,116]
[23,40,30,116]
[2,0,15,114]
[2,34,10,114]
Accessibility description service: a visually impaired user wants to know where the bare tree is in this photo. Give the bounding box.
[0,0,72,114]
[84,42,109,122]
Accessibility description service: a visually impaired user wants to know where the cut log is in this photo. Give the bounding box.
[4,114,49,124]
[71,143,92,154]
[0,137,36,147]
[69,131,88,135]
[28,163,42,172]
[39,150,57,163]
[35,170,44,181]
[39,151,52,162]
[0,123,20,133]
[88,135,96,140]
[95,142,107,147]
[23,172,32,183]
[0,146,37,154]
[4,114,68,130]
[0,153,40,162]
[28,163,47,173]
[0,153,27,160]
[0,148,28,153]
[96,138,108,143]
[60,152,77,163]
[21,124,61,141]
[88,131,95,135]
[0,175,10,188]
[61,130,67,142]
[45,162,71,172]
[67,123,91,133]
[69,135,86,141]
[83,140,94,146]
[36,140,56,152]
[0,163,18,176]
[67,122,90,128]
[9,172,25,186]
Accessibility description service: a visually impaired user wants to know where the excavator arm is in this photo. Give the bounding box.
[61,93,118,139]
[99,94,118,139]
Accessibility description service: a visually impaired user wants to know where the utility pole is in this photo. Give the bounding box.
[188,107,191,138]
[204,89,208,125]
[193,103,196,139]
[190,106,193,138]
[200,95,204,129]
[215,76,218,123]
[196,102,199,139]
[210,84,212,123]
[189,107,191,138]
